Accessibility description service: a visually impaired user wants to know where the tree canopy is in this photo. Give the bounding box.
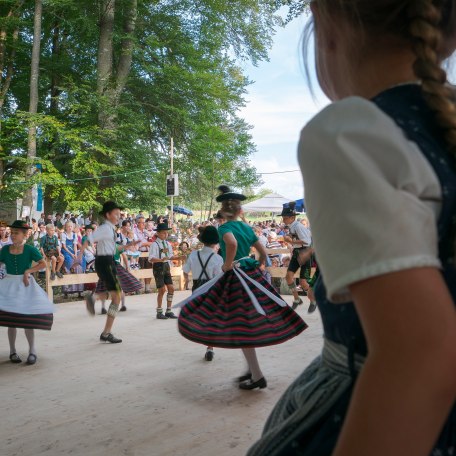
[0,0,310,214]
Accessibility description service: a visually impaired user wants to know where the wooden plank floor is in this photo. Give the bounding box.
[0,292,323,456]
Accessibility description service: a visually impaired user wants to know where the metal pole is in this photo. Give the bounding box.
[170,137,174,226]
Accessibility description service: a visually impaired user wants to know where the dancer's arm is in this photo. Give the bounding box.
[333,268,456,456]
[222,232,237,272]
[23,258,46,287]
[252,240,267,267]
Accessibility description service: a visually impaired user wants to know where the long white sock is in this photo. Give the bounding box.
[24,329,36,355]
[121,292,125,307]
[242,348,263,382]
[8,328,17,355]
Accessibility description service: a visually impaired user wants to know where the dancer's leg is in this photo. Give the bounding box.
[8,327,17,355]
[102,289,121,335]
[241,348,264,382]
[24,328,36,355]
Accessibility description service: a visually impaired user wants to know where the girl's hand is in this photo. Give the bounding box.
[222,263,233,272]
[23,272,30,287]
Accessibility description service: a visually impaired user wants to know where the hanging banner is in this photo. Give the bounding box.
[36,164,43,211]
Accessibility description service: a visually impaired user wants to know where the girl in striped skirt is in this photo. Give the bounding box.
[178,186,307,390]
[0,220,55,365]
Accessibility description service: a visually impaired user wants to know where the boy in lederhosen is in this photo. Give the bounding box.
[148,222,184,319]
[82,201,138,343]
[281,202,314,311]
[183,226,223,360]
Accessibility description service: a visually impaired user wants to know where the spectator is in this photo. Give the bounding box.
[40,224,64,280]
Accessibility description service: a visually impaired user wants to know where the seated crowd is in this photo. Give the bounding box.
[0,210,311,295]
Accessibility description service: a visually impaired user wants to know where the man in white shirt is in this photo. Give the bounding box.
[281,203,314,311]
[148,223,184,319]
[134,217,154,293]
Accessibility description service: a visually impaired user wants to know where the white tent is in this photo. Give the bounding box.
[242,193,292,213]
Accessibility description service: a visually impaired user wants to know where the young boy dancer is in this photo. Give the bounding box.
[148,222,184,319]
[281,203,313,311]
[83,201,138,343]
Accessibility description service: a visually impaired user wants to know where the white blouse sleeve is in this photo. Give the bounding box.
[299,97,442,303]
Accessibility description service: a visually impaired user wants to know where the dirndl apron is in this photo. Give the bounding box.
[0,274,55,330]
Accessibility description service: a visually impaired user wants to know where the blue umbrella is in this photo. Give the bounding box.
[167,205,193,216]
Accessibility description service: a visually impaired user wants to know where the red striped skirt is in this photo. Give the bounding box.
[178,268,308,349]
[0,310,53,331]
[95,263,142,294]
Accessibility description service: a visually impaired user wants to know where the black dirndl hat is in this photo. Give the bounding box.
[215,185,246,202]
[99,201,124,216]
[156,222,172,232]
[8,220,31,230]
[280,201,297,217]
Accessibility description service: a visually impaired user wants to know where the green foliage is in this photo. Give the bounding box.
[1,0,307,213]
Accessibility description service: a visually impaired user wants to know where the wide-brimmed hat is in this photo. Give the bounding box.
[215,185,246,202]
[99,201,124,216]
[198,226,219,245]
[156,222,171,232]
[8,220,31,230]
[280,201,296,218]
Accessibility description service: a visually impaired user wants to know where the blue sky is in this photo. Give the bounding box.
[240,16,456,200]
[240,15,329,200]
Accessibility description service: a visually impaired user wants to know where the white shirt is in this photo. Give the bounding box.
[289,220,312,248]
[148,239,174,266]
[299,97,441,302]
[88,221,117,256]
[183,246,223,280]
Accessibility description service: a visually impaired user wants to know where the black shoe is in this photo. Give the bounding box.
[101,308,107,315]
[239,377,267,390]
[292,298,303,310]
[9,353,22,364]
[100,333,122,343]
[156,312,168,320]
[50,271,56,281]
[120,306,127,312]
[165,311,178,319]
[85,293,95,316]
[26,353,37,365]
[238,372,252,382]
[307,302,317,314]
[205,350,214,361]
[56,271,63,279]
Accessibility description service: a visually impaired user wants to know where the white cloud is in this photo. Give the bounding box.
[251,157,304,200]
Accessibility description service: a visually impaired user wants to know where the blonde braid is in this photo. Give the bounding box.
[408,0,456,155]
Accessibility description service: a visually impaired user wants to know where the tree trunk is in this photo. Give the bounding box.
[97,0,115,129]
[0,2,22,189]
[22,0,42,212]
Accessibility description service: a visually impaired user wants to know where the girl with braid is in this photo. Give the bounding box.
[249,1,456,455]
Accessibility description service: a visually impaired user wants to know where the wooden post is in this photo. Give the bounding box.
[169,137,174,226]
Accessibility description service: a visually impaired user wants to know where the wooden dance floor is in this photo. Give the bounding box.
[1,292,323,456]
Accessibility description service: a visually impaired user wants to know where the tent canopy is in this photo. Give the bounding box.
[242,193,292,213]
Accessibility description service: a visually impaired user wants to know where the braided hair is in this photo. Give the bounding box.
[308,0,456,155]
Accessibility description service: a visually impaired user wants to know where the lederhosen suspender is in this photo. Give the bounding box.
[193,251,214,291]
[196,251,214,281]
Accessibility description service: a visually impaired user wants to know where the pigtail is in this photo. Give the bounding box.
[407,0,456,155]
